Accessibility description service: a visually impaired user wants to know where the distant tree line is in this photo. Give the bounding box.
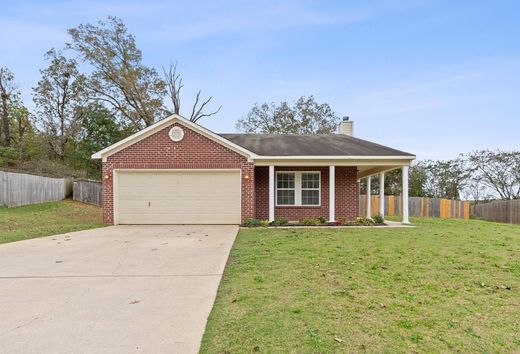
[359,150,520,202]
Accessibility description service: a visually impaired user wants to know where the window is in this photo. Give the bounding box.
[301,173,320,205]
[276,173,295,205]
[276,171,320,206]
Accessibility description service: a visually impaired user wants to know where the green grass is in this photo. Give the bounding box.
[200,218,520,353]
[0,199,104,244]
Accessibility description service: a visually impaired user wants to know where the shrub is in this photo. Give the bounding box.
[270,217,289,226]
[0,147,18,167]
[244,218,261,227]
[357,216,375,226]
[372,214,384,224]
[259,220,270,227]
[299,218,319,225]
[318,216,327,224]
[337,217,358,226]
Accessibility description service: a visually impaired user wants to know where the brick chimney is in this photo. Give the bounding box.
[339,116,353,136]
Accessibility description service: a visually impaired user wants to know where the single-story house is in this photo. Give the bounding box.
[92,114,415,225]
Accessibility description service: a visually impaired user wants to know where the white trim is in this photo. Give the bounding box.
[254,155,415,160]
[366,176,371,219]
[112,168,242,225]
[268,166,275,222]
[275,171,321,207]
[329,166,335,222]
[402,166,410,224]
[379,172,385,219]
[254,159,414,167]
[113,169,119,225]
[92,114,256,160]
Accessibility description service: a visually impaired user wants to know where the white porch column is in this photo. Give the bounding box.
[366,176,371,219]
[268,165,275,222]
[329,166,335,222]
[402,165,410,224]
[379,173,385,219]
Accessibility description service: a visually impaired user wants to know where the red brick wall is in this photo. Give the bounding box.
[102,122,254,224]
[335,166,359,219]
[254,166,358,221]
[255,167,269,220]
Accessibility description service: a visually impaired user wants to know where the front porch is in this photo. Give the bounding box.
[252,164,411,224]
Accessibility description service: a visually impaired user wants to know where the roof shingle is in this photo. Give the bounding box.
[219,134,414,157]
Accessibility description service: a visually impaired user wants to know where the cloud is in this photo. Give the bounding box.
[139,1,384,43]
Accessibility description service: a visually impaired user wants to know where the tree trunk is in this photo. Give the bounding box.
[1,93,10,147]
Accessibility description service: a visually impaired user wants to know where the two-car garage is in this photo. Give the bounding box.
[114,170,241,225]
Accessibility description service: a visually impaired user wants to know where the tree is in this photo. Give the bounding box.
[33,49,87,160]
[359,163,427,197]
[162,62,221,122]
[468,150,520,200]
[236,96,341,134]
[69,104,129,178]
[0,67,19,147]
[67,16,165,129]
[422,158,471,199]
[463,174,494,203]
[8,101,32,160]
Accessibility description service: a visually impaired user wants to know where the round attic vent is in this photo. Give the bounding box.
[169,126,184,142]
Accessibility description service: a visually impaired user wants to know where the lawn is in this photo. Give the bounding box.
[0,199,104,244]
[201,218,520,353]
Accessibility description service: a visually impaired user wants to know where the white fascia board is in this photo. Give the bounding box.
[253,156,415,167]
[253,155,416,160]
[91,114,256,160]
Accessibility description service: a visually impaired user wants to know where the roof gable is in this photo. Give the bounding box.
[91,114,256,160]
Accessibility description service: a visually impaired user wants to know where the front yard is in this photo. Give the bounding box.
[201,218,520,353]
[0,199,104,244]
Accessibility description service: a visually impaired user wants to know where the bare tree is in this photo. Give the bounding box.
[162,61,221,122]
[0,67,18,147]
[33,49,87,160]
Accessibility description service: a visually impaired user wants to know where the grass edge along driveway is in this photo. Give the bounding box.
[0,199,104,244]
[200,218,520,353]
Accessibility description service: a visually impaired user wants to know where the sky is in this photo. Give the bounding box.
[0,0,519,160]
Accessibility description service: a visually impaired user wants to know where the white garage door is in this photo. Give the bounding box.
[115,170,241,224]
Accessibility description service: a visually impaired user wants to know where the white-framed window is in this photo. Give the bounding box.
[276,171,321,206]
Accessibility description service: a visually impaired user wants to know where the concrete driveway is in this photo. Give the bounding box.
[0,225,238,354]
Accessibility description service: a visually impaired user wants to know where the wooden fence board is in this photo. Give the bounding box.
[73,180,102,207]
[473,200,520,224]
[358,195,469,219]
[0,171,72,207]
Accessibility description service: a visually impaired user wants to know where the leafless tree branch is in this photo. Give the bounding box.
[162,61,183,115]
[190,91,222,122]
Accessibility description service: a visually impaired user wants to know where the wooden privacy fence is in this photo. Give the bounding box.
[73,180,102,207]
[359,195,470,219]
[473,200,520,224]
[0,171,72,207]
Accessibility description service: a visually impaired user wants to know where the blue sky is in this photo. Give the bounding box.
[1,0,519,160]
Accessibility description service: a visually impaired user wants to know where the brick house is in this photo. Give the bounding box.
[92,114,415,225]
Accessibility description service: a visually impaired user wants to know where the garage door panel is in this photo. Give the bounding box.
[116,170,241,224]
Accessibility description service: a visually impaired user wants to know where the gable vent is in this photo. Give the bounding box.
[169,126,185,142]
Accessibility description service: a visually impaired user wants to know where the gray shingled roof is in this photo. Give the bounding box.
[219,134,414,157]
